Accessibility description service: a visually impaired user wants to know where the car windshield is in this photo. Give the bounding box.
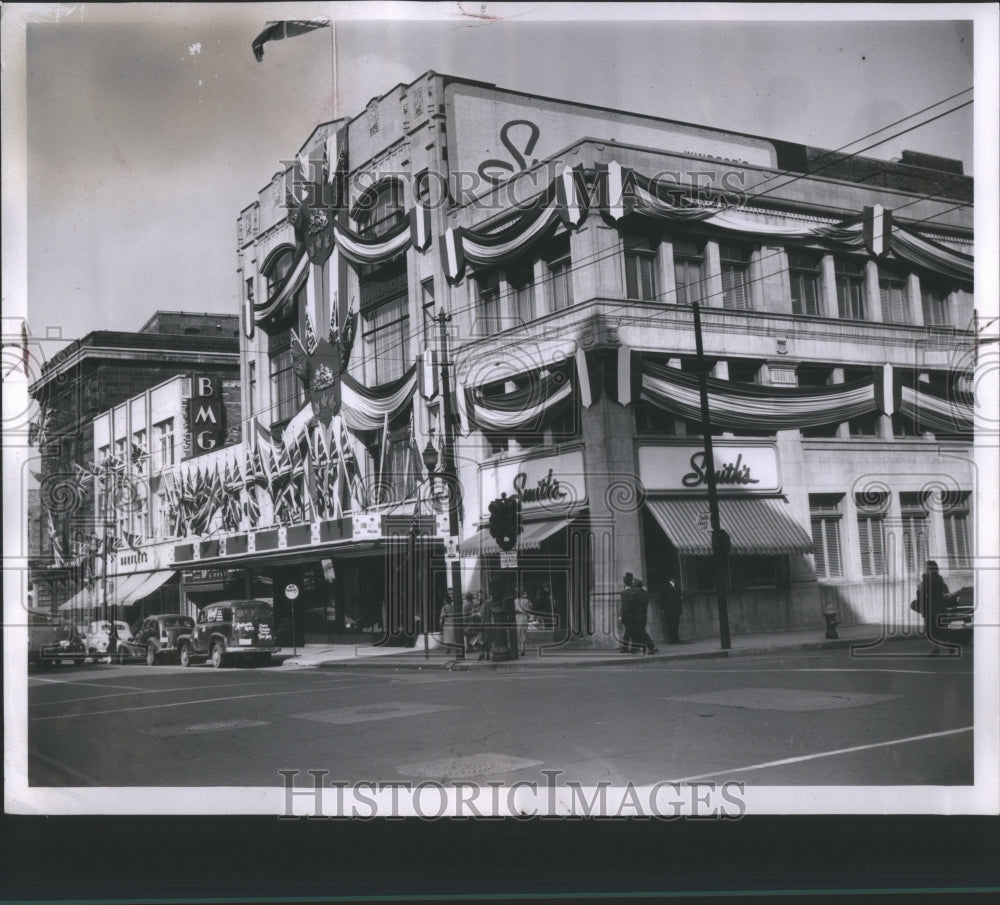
[95,623,111,633]
[162,617,194,629]
[234,606,272,621]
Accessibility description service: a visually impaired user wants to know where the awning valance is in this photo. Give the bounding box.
[460,515,575,557]
[646,497,814,556]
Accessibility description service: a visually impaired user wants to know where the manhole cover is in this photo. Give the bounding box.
[356,704,401,715]
[397,753,545,779]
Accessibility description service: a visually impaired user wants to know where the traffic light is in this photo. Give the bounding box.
[488,493,521,552]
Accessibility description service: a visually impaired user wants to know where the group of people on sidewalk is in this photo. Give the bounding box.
[439,586,534,660]
[618,571,684,654]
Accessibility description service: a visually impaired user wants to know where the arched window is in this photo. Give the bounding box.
[353,179,406,239]
[262,245,295,299]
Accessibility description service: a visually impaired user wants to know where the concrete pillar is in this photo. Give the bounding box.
[828,367,850,439]
[865,261,884,323]
[660,241,678,304]
[820,255,839,319]
[907,274,924,327]
[581,373,642,649]
[705,241,724,309]
[571,220,623,303]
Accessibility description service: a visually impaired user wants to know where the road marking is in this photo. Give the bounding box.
[29,685,365,722]
[667,726,974,783]
[144,719,269,737]
[292,701,459,725]
[664,687,900,712]
[657,667,966,676]
[28,680,287,706]
[29,677,148,691]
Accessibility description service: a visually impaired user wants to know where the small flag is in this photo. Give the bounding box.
[252,19,330,62]
[863,204,893,258]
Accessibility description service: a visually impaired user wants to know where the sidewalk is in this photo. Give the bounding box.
[278,623,911,671]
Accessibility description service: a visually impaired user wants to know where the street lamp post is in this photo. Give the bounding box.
[433,309,464,658]
[692,302,732,651]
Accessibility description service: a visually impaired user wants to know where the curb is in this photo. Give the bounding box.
[308,632,901,671]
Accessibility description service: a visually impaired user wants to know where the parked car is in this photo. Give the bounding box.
[125,614,196,665]
[938,585,974,646]
[84,620,133,661]
[177,600,279,668]
[28,610,88,668]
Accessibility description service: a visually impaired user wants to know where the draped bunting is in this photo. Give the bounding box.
[463,367,574,432]
[602,164,973,284]
[442,165,588,282]
[639,359,879,430]
[340,365,418,432]
[333,217,411,266]
[897,381,974,434]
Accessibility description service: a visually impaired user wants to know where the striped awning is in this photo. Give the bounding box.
[646,497,813,556]
[460,516,574,557]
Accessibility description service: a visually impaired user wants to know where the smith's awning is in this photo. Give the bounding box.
[646,497,813,556]
[124,570,175,603]
[460,516,574,557]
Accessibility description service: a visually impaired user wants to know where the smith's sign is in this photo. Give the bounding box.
[638,443,781,495]
[480,449,585,516]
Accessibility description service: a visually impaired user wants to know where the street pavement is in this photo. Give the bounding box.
[27,626,974,790]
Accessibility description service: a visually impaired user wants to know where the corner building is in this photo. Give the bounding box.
[174,73,975,648]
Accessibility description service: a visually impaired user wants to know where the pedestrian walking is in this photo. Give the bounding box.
[661,575,683,644]
[915,560,950,654]
[619,572,636,652]
[514,588,531,656]
[630,579,658,654]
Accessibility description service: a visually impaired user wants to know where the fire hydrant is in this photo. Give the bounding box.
[822,602,839,640]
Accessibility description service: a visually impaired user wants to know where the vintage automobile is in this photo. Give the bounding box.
[27,610,88,668]
[84,620,134,661]
[119,614,197,665]
[176,600,279,668]
[938,585,974,646]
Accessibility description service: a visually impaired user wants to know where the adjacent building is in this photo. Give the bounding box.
[169,73,974,648]
[27,313,241,615]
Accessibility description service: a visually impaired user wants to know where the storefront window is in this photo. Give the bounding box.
[687,555,785,591]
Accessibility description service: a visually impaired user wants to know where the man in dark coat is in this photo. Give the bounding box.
[917,560,950,654]
[619,572,636,652]
[662,575,683,644]
[629,579,658,655]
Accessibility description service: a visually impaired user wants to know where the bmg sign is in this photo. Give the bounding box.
[190,375,224,453]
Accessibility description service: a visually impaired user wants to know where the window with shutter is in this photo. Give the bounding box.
[921,284,949,326]
[788,251,821,316]
[624,236,658,301]
[855,493,888,577]
[835,257,866,320]
[879,269,909,324]
[810,495,844,579]
[899,492,929,575]
[720,244,752,310]
[942,492,970,569]
[673,240,705,305]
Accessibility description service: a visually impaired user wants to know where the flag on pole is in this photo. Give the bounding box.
[252,19,330,62]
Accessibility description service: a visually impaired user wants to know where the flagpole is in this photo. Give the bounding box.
[330,13,338,121]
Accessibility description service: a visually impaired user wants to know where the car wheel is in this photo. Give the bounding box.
[146,644,159,667]
[210,642,226,669]
[179,643,192,667]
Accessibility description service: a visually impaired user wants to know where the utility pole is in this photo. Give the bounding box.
[435,309,464,657]
[692,302,732,650]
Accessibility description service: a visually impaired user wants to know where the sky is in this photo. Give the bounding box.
[5,2,991,356]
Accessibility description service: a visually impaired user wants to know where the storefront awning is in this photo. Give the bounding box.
[57,571,175,611]
[646,497,813,556]
[460,516,575,557]
[58,584,101,612]
[123,570,175,604]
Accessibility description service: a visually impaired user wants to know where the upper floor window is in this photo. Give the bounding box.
[788,250,822,316]
[154,419,175,469]
[358,253,409,385]
[672,240,705,306]
[879,266,910,324]
[835,257,867,321]
[354,179,405,239]
[475,272,502,336]
[545,237,573,312]
[720,244,753,310]
[268,328,303,424]
[509,261,536,325]
[921,282,950,327]
[132,430,147,474]
[624,236,659,301]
